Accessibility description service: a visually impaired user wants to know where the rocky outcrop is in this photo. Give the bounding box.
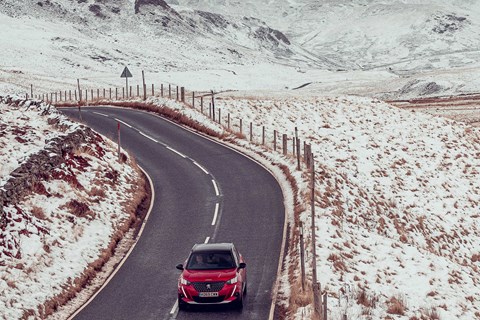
[134,0,173,14]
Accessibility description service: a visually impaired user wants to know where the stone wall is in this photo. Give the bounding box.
[0,96,97,229]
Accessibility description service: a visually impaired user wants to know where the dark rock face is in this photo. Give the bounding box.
[197,11,229,29]
[134,0,171,14]
[254,26,291,46]
[432,13,469,34]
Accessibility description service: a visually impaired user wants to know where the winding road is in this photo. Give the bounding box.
[59,106,285,320]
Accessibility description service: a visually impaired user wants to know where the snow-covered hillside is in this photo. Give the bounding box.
[212,94,480,319]
[0,0,327,96]
[1,0,480,99]
[0,98,145,319]
[168,0,480,98]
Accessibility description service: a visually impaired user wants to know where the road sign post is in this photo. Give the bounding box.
[120,66,133,100]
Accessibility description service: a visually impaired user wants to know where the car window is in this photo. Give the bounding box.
[186,251,236,270]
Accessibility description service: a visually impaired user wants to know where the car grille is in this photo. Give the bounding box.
[192,281,225,292]
[193,296,225,303]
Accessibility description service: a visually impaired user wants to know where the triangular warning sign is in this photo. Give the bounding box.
[120,66,133,78]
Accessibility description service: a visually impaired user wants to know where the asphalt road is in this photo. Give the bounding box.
[59,107,285,320]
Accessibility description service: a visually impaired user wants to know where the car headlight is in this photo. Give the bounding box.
[227,275,238,284]
[180,276,191,286]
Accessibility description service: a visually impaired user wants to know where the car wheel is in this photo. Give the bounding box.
[235,288,244,310]
[178,297,187,311]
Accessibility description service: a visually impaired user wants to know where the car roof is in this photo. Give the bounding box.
[191,243,234,253]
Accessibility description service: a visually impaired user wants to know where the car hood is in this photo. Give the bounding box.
[183,268,237,282]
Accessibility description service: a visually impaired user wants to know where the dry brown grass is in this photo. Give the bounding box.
[419,307,440,319]
[387,295,406,315]
[31,206,48,221]
[356,289,378,309]
[25,169,149,320]
[64,200,95,220]
[89,186,106,198]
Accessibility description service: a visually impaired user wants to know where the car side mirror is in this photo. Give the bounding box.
[238,262,246,269]
[176,264,184,271]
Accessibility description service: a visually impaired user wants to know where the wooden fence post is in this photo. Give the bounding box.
[77,79,81,102]
[293,136,296,155]
[240,119,243,135]
[74,91,77,101]
[137,84,139,97]
[218,108,221,125]
[201,97,204,114]
[297,138,301,171]
[142,70,146,100]
[97,88,99,99]
[85,90,88,102]
[69,90,72,101]
[122,87,125,99]
[274,130,277,151]
[169,84,171,98]
[314,282,322,319]
[59,91,62,101]
[227,113,230,130]
[129,86,132,97]
[176,86,179,101]
[323,293,328,320]
[250,122,253,141]
[181,87,185,102]
[299,222,305,291]
[282,134,287,155]
[192,92,195,107]
[109,88,112,100]
[30,84,33,99]
[209,103,212,118]
[262,126,265,145]
[152,83,154,96]
[91,89,93,101]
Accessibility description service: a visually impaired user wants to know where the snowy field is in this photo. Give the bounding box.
[119,93,480,319]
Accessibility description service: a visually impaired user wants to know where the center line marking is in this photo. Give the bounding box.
[92,112,109,117]
[212,179,220,196]
[139,131,158,143]
[193,161,209,175]
[211,203,219,226]
[114,118,132,128]
[167,146,187,158]
[204,236,210,243]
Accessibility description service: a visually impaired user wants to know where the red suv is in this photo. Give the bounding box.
[176,243,247,310]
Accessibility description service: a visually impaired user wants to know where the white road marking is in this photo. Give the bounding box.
[193,161,209,175]
[211,203,219,226]
[167,146,187,158]
[169,300,178,316]
[212,179,220,196]
[204,236,210,243]
[67,166,155,320]
[114,118,133,128]
[92,112,109,117]
[139,131,159,143]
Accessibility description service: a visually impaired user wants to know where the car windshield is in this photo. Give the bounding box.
[186,251,235,270]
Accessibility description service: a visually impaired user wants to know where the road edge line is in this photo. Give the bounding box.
[67,165,155,319]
